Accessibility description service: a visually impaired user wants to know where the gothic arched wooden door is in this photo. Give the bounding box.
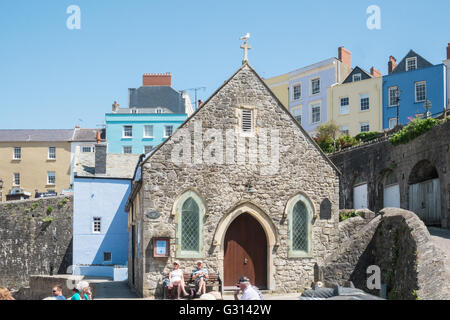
[224,213,267,288]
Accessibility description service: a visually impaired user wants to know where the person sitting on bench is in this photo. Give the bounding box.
[168,261,189,299]
[192,260,209,296]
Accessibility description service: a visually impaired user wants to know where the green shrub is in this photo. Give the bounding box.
[339,210,359,222]
[336,135,358,150]
[354,131,381,143]
[31,202,39,210]
[43,216,54,223]
[315,136,335,154]
[46,206,54,215]
[57,198,68,208]
[390,117,439,146]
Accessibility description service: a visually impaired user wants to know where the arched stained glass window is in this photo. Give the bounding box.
[287,193,313,257]
[181,197,200,251]
[292,201,308,251]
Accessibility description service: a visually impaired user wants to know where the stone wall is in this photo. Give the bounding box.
[0,196,73,290]
[132,64,341,298]
[320,208,450,300]
[329,121,450,229]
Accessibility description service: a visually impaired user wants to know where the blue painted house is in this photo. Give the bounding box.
[106,73,194,154]
[382,50,447,129]
[73,143,140,280]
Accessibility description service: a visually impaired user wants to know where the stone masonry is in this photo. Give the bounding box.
[129,63,341,298]
[0,196,73,290]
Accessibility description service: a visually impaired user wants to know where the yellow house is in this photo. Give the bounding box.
[327,66,383,137]
[0,130,74,202]
[264,73,289,108]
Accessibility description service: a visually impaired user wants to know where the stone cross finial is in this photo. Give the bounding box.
[240,33,251,64]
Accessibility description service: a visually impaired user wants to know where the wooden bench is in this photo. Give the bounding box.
[163,272,222,299]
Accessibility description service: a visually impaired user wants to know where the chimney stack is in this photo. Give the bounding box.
[95,144,107,175]
[370,67,382,78]
[388,56,397,74]
[143,73,172,87]
[447,43,450,60]
[112,101,120,112]
[338,47,352,68]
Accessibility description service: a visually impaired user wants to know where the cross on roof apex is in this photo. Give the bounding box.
[240,33,251,65]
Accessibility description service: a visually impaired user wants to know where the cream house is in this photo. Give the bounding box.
[327,66,383,136]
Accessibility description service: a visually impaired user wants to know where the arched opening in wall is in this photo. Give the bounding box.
[408,160,441,226]
[353,175,368,210]
[383,170,400,209]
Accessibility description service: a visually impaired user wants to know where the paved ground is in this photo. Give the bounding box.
[428,227,450,273]
[93,280,139,300]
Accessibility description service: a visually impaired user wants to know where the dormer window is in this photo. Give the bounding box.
[352,74,362,82]
[406,57,417,71]
[156,108,163,114]
[131,108,138,114]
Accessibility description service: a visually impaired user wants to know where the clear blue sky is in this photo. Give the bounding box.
[0,0,449,129]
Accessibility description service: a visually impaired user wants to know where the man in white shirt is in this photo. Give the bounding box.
[234,276,263,300]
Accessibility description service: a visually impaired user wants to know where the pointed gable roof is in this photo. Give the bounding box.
[392,50,434,74]
[141,62,340,174]
[342,66,372,84]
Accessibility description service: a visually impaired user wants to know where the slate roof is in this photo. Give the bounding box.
[74,152,140,179]
[128,86,187,114]
[342,66,372,84]
[0,129,75,142]
[391,50,434,74]
[72,128,106,141]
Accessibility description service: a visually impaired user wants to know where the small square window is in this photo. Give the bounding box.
[164,125,174,137]
[48,147,56,159]
[311,78,320,95]
[123,146,132,154]
[360,123,370,133]
[353,74,362,82]
[13,147,21,160]
[93,217,101,233]
[104,252,112,262]
[123,126,133,138]
[81,146,93,153]
[47,172,56,185]
[144,125,154,138]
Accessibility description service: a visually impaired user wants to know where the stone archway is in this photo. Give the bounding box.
[408,160,441,226]
[213,202,278,291]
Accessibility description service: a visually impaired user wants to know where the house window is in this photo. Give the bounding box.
[360,94,370,111]
[47,172,56,185]
[340,97,349,114]
[144,125,154,138]
[360,122,370,133]
[13,173,20,186]
[291,106,302,125]
[123,146,132,154]
[104,252,112,263]
[131,108,138,114]
[123,126,133,138]
[13,147,21,160]
[144,145,153,154]
[287,193,313,257]
[406,57,417,71]
[241,109,254,133]
[415,81,426,103]
[389,118,398,129]
[156,108,163,114]
[176,190,205,258]
[81,146,94,153]
[353,74,362,82]
[340,126,349,136]
[293,84,301,100]
[164,125,174,137]
[93,217,101,233]
[389,86,399,107]
[311,104,321,124]
[311,78,320,95]
[48,147,56,159]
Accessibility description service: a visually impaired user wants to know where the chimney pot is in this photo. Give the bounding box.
[370,67,382,78]
[95,144,107,175]
[338,46,352,68]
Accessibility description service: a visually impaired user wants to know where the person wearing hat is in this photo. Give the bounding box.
[234,277,263,300]
[192,260,209,296]
[168,261,189,299]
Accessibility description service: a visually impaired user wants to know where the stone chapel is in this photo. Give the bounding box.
[126,61,340,298]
